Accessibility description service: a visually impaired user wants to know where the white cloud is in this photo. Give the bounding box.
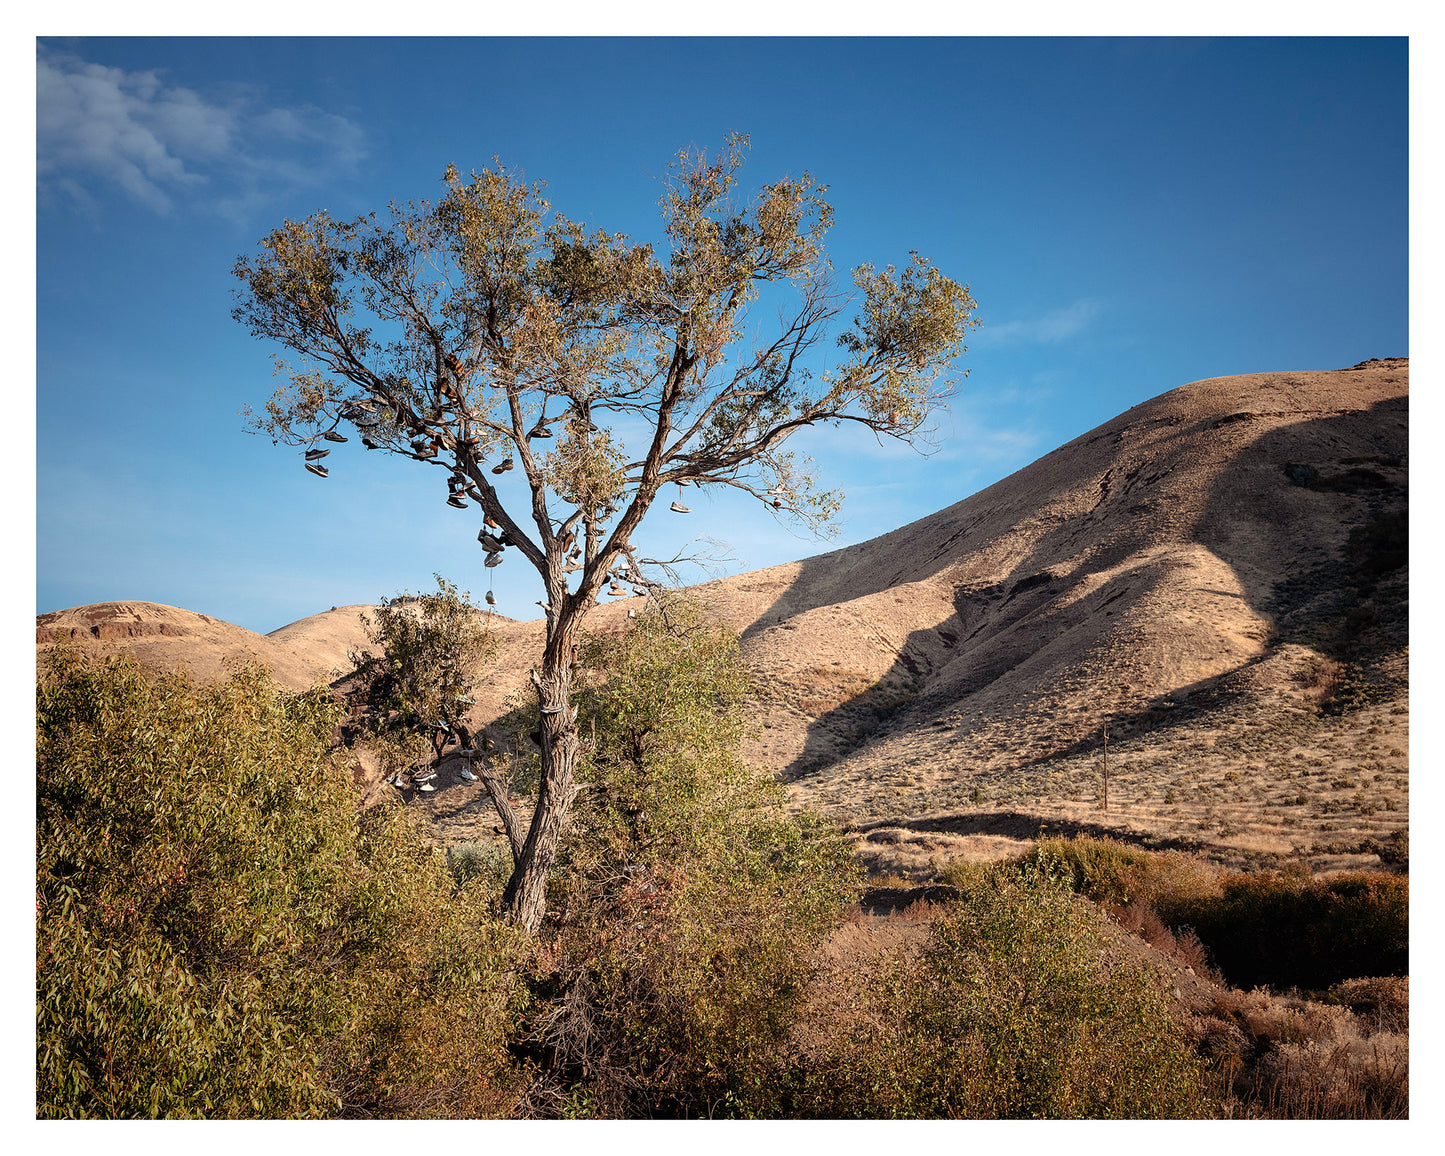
[37,50,364,217]
[972,298,1103,347]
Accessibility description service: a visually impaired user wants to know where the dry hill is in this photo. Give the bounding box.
[37,360,1408,876]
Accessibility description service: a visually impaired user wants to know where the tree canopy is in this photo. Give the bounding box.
[233,134,977,929]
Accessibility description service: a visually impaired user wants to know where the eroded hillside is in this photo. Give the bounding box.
[37,361,1408,875]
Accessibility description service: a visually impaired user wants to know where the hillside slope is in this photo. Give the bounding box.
[37,361,1408,872]
[716,359,1407,872]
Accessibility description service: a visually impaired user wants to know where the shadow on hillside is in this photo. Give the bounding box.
[748,389,1407,790]
[850,809,1213,854]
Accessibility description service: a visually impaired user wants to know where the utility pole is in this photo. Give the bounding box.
[1101,723,1109,813]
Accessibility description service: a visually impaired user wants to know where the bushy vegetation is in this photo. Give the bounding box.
[515,598,862,1117]
[1168,869,1407,991]
[37,625,1405,1119]
[792,856,1212,1118]
[36,646,526,1118]
[1019,836,1408,991]
[346,575,494,773]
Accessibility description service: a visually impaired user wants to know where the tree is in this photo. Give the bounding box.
[348,575,494,784]
[233,134,978,930]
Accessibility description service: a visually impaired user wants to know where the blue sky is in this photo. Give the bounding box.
[34,36,1409,633]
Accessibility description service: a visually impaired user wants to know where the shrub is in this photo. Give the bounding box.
[519,598,861,1117]
[1163,870,1408,991]
[1028,837,1407,993]
[797,856,1213,1118]
[347,575,494,774]
[36,646,527,1118]
[1209,986,1408,1118]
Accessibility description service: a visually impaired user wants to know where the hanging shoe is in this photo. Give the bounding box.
[527,422,552,439]
[305,447,330,461]
[361,435,380,450]
[670,501,690,513]
[459,765,478,783]
[485,552,502,568]
[485,591,496,606]
[306,462,329,478]
[323,431,348,443]
[484,514,500,528]
[492,458,514,474]
[607,581,625,596]
[447,495,468,508]
[478,531,504,552]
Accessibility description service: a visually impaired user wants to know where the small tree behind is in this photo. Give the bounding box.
[234,134,978,929]
[348,575,493,778]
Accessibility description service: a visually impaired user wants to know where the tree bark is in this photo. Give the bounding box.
[500,621,581,932]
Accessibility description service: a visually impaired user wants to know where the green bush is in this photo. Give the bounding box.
[347,575,494,774]
[798,856,1213,1118]
[523,598,861,1117]
[1023,836,1408,992]
[36,646,527,1118]
[1162,869,1407,991]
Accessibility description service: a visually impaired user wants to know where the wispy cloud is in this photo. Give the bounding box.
[973,299,1103,346]
[37,50,365,218]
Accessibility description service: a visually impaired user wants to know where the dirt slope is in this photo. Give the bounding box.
[719,359,1408,873]
[38,360,1408,872]
[34,601,342,689]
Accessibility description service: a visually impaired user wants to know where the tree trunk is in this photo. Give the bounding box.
[500,623,580,932]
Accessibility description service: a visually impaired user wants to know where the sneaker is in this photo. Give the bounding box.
[485,591,496,606]
[447,495,468,508]
[670,501,690,513]
[459,766,478,782]
[305,447,330,461]
[485,552,502,568]
[323,431,348,443]
[491,458,515,474]
[306,462,329,478]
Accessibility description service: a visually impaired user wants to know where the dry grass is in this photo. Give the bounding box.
[1206,984,1408,1118]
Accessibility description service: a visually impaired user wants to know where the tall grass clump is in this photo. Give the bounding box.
[797,855,1213,1118]
[36,646,528,1118]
